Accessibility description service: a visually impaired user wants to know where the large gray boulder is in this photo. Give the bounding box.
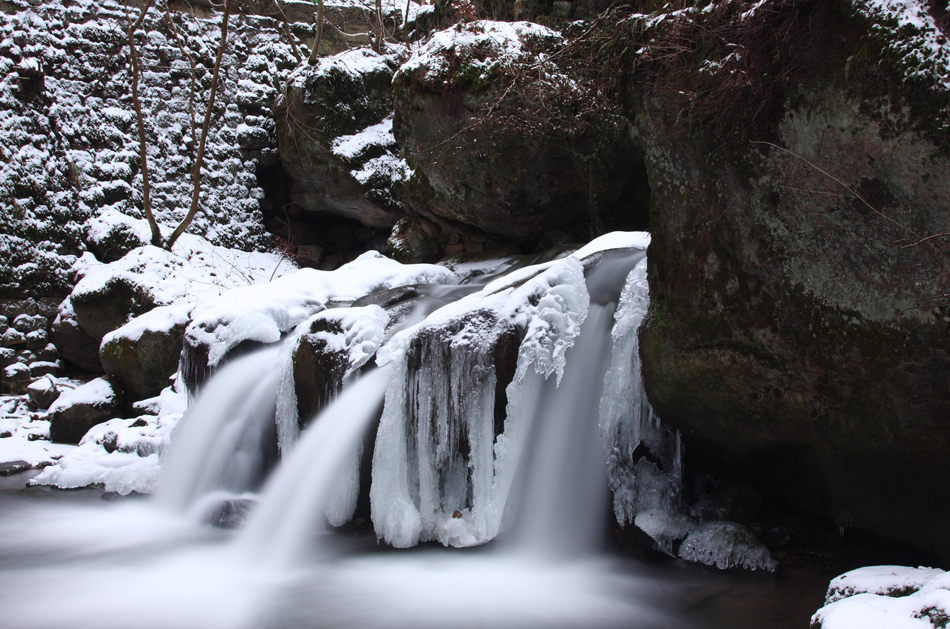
[277,47,407,229]
[633,0,950,558]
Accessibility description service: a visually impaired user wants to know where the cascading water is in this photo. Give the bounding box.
[504,303,615,557]
[155,346,282,518]
[238,365,391,567]
[0,234,742,629]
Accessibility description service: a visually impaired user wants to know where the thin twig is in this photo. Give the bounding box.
[166,0,233,249]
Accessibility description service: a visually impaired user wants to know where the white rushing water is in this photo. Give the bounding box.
[504,303,615,558]
[0,236,719,629]
[239,365,391,567]
[155,346,281,517]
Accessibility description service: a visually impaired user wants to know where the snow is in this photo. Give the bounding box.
[29,415,172,495]
[397,20,563,85]
[855,0,950,93]
[826,566,948,604]
[332,117,395,161]
[350,154,411,186]
[31,384,186,495]
[71,212,298,310]
[185,252,456,369]
[101,302,194,347]
[813,567,950,629]
[46,377,116,413]
[570,231,651,260]
[0,396,73,467]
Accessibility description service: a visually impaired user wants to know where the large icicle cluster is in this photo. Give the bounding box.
[371,256,590,547]
[599,257,683,542]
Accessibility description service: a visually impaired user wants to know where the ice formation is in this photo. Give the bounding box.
[371,255,591,548]
[678,521,777,572]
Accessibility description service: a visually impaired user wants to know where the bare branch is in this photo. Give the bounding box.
[166,0,233,250]
[128,0,164,247]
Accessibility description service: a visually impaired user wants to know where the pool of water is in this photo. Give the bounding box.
[0,474,827,629]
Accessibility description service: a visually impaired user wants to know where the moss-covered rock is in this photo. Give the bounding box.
[277,46,407,229]
[99,304,191,401]
[630,0,950,559]
[393,20,650,243]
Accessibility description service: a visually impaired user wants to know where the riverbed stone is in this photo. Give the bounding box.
[0,460,31,476]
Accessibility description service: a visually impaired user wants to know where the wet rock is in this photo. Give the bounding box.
[0,460,32,476]
[291,306,389,431]
[678,522,777,572]
[47,377,126,445]
[207,498,257,529]
[50,302,104,373]
[99,304,191,401]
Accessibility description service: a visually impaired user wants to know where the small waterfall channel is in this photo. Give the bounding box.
[0,234,731,629]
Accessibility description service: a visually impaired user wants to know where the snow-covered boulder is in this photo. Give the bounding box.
[99,303,193,401]
[284,306,390,448]
[812,566,950,629]
[47,377,125,444]
[181,252,457,392]
[678,521,777,572]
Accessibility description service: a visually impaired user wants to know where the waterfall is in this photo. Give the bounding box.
[154,346,281,517]
[237,365,391,567]
[145,232,681,562]
[503,303,615,557]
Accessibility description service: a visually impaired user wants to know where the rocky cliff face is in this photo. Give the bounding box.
[631,0,950,558]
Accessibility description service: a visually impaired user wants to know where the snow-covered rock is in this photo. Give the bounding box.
[100,303,194,401]
[280,305,390,451]
[181,251,456,391]
[812,566,950,629]
[47,377,125,444]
